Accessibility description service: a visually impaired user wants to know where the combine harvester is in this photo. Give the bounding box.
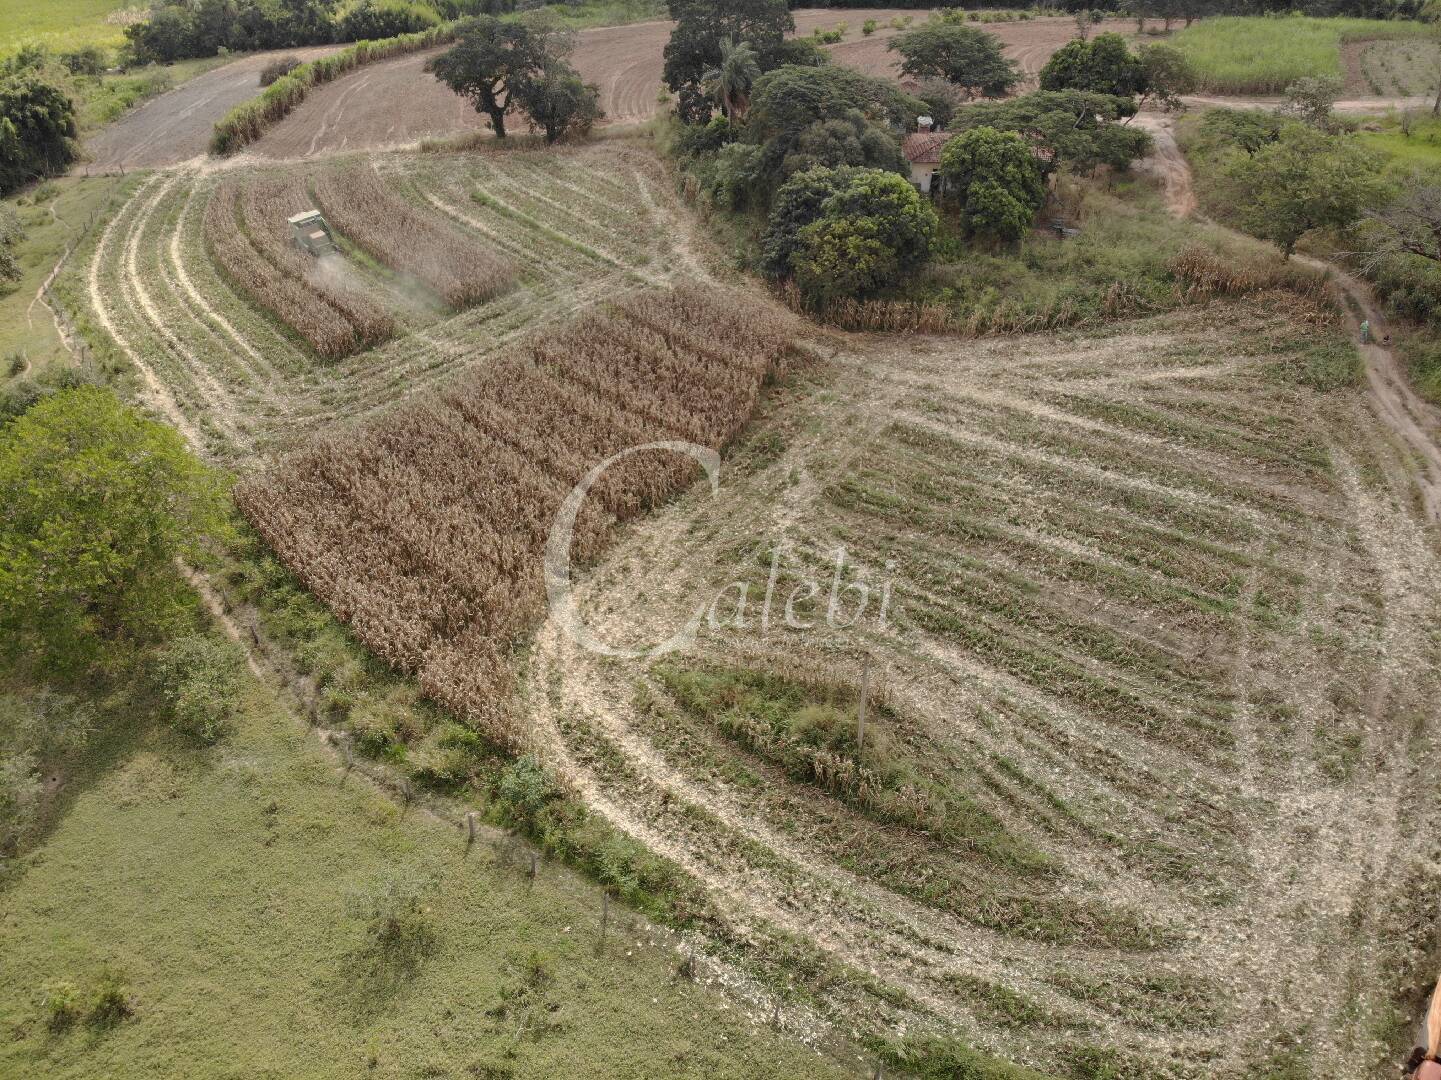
[288,210,336,258]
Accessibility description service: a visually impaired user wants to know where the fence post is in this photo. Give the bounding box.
[465,811,476,846]
[598,891,609,952]
[856,656,871,758]
[340,732,354,771]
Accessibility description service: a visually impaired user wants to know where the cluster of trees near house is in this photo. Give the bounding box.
[667,1,1190,308]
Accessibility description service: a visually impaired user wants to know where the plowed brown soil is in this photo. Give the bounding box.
[250,13,1080,159]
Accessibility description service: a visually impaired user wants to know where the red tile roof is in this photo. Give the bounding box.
[902,131,950,165]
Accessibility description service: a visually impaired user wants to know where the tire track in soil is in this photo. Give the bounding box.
[87,175,209,450]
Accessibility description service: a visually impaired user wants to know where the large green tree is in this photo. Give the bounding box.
[1227,125,1385,258]
[781,108,909,181]
[887,23,1019,100]
[745,65,922,191]
[0,388,224,675]
[762,167,937,305]
[951,90,1151,177]
[1039,33,1144,98]
[428,12,575,139]
[939,126,1045,244]
[0,73,77,196]
[663,0,793,124]
[514,61,603,144]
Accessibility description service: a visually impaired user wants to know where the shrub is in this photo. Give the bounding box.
[258,55,301,87]
[347,868,438,963]
[154,635,245,743]
[87,968,133,1027]
[862,18,877,35]
[496,755,558,823]
[39,980,81,1031]
[339,0,442,42]
[59,47,108,77]
[0,205,22,286]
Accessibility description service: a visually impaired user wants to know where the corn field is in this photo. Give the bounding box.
[236,287,798,750]
[312,163,515,308]
[204,177,396,359]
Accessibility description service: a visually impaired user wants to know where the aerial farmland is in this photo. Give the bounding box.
[2,1,1441,1078]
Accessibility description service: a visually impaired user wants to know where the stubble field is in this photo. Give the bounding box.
[77,141,705,461]
[522,296,1441,1078]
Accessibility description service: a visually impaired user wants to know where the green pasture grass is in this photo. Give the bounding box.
[0,0,134,58]
[1358,114,1441,168]
[0,667,855,1079]
[550,0,666,29]
[1170,15,1432,94]
[0,176,132,389]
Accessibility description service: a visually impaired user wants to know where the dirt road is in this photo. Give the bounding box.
[1142,110,1441,525]
[248,13,1079,158]
[82,46,340,171]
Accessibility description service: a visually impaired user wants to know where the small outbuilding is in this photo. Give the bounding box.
[288,210,335,257]
[901,118,950,196]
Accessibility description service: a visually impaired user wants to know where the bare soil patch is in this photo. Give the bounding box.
[250,13,1080,159]
[81,45,341,171]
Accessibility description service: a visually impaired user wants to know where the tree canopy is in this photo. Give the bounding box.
[939,126,1046,244]
[950,90,1151,176]
[1226,125,1385,258]
[762,166,937,306]
[0,206,22,286]
[0,73,77,196]
[428,12,576,139]
[663,0,793,123]
[702,36,761,121]
[739,65,922,193]
[887,23,1019,99]
[1039,33,1145,98]
[0,387,224,676]
[514,62,603,143]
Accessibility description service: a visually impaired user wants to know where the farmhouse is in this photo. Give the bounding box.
[902,121,950,195]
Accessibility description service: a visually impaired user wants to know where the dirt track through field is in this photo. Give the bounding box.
[82,46,340,171]
[1141,109,1441,525]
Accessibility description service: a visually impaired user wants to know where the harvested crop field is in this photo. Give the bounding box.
[248,13,1079,159]
[80,141,706,461]
[519,296,1441,1078]
[236,287,800,752]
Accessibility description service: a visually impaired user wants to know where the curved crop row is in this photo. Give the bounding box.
[313,163,516,308]
[237,287,798,749]
[205,179,394,359]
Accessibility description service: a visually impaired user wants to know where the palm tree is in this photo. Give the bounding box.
[701,37,761,123]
